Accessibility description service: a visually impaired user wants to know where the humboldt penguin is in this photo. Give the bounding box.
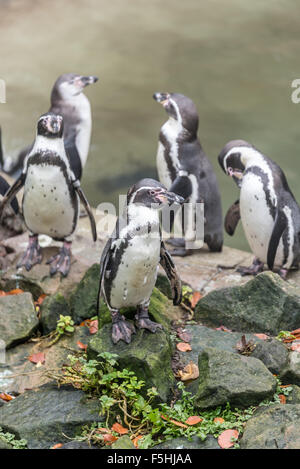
[97,178,183,344]
[0,112,97,276]
[153,92,223,256]
[218,139,300,278]
[4,73,98,180]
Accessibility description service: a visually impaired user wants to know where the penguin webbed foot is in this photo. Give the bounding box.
[17,235,42,271]
[135,307,163,333]
[111,311,136,344]
[278,268,288,280]
[236,258,264,276]
[166,238,185,248]
[168,248,193,257]
[46,242,72,277]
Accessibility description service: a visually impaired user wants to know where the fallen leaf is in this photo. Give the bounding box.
[77,340,88,351]
[132,435,143,448]
[28,352,46,364]
[185,416,202,425]
[291,328,300,336]
[290,342,300,352]
[0,290,7,296]
[218,429,239,449]
[95,427,110,434]
[103,434,118,444]
[89,319,98,335]
[0,392,14,402]
[177,329,191,343]
[280,384,291,388]
[214,417,225,424]
[190,291,202,309]
[51,443,63,449]
[176,342,192,352]
[35,294,47,306]
[178,361,199,381]
[7,288,24,295]
[111,422,129,434]
[161,414,187,428]
[278,394,286,404]
[254,333,269,340]
[215,326,232,332]
[80,319,92,327]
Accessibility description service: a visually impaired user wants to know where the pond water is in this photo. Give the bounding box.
[1,0,300,250]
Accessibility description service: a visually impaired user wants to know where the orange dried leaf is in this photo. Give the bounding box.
[133,435,143,448]
[77,340,87,351]
[214,417,225,424]
[176,342,192,352]
[0,290,7,296]
[170,419,188,429]
[95,427,110,434]
[36,294,47,306]
[0,392,14,402]
[290,343,300,352]
[28,352,45,364]
[103,433,118,444]
[51,443,63,449]
[218,429,239,449]
[7,288,24,295]
[111,422,129,435]
[185,416,202,425]
[89,319,98,335]
[178,361,199,381]
[254,333,269,340]
[279,394,286,404]
[190,291,202,309]
[291,328,300,336]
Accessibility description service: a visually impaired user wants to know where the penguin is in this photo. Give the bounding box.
[218,139,300,279]
[97,178,183,344]
[0,112,97,277]
[3,73,98,180]
[153,92,223,256]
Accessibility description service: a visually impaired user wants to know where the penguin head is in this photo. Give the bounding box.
[127,178,184,208]
[37,112,64,139]
[51,73,98,102]
[218,140,253,182]
[153,92,199,135]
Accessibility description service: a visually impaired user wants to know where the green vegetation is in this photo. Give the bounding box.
[0,427,27,449]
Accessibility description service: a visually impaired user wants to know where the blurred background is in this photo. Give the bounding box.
[0,0,300,250]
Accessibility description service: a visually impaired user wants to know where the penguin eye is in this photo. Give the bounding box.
[148,190,156,196]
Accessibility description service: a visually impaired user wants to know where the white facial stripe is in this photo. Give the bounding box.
[169,98,182,125]
[129,186,163,203]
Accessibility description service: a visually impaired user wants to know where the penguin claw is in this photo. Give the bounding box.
[17,238,42,271]
[46,243,71,277]
[112,319,136,344]
[135,316,163,333]
[236,262,264,276]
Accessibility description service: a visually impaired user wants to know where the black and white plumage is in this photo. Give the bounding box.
[0,112,96,277]
[97,178,183,344]
[218,140,300,278]
[153,92,223,256]
[4,73,98,180]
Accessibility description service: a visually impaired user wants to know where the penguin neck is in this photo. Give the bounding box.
[30,135,69,166]
[125,203,160,232]
[162,117,195,143]
[239,147,267,170]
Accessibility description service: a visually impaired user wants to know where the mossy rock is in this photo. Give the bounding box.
[88,324,175,403]
[155,273,172,300]
[40,293,70,335]
[195,272,300,335]
[69,263,100,324]
[98,287,175,331]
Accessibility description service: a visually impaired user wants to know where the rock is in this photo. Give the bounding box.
[153,435,220,449]
[250,338,289,375]
[280,351,300,386]
[0,293,39,349]
[69,264,100,324]
[0,383,105,449]
[98,287,181,331]
[88,325,174,403]
[155,273,172,300]
[194,347,277,409]
[111,435,135,449]
[40,293,70,335]
[286,385,300,404]
[195,272,300,335]
[59,441,99,449]
[177,325,288,375]
[240,404,300,449]
[0,440,14,449]
[0,326,92,394]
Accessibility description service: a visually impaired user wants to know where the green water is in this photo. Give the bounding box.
[1,0,300,250]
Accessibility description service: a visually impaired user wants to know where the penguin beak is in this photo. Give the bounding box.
[227,167,244,179]
[80,76,99,87]
[157,191,184,206]
[153,92,170,107]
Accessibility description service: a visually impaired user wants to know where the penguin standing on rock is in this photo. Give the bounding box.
[3,73,98,180]
[153,92,223,256]
[0,112,97,277]
[97,178,183,344]
[218,140,300,279]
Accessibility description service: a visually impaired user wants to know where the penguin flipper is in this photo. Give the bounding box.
[74,183,97,242]
[0,173,24,219]
[160,241,182,305]
[169,175,192,200]
[65,139,82,181]
[267,209,287,270]
[225,200,240,236]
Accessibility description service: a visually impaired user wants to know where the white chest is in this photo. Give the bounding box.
[23,163,78,239]
[156,141,172,188]
[73,94,92,167]
[240,172,284,266]
[158,118,183,178]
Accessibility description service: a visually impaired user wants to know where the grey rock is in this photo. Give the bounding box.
[153,435,220,449]
[280,351,300,386]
